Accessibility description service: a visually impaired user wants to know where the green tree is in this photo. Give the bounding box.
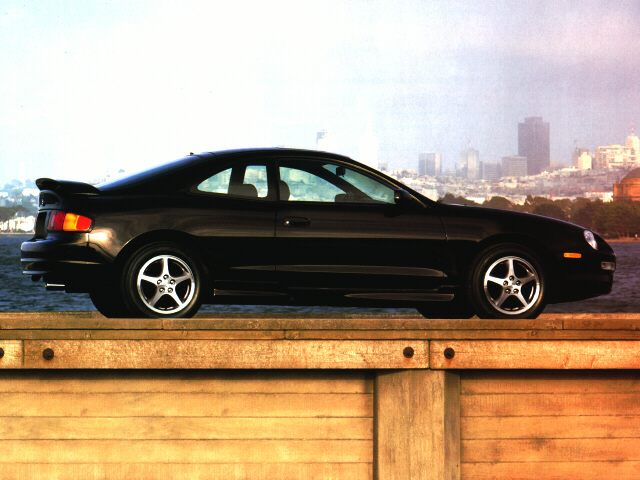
[532,202,568,221]
[482,196,514,210]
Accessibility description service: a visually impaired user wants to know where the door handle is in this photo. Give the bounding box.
[283,216,311,227]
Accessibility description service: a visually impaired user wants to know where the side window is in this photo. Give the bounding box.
[279,166,345,202]
[197,165,270,199]
[322,164,395,204]
[197,168,231,194]
[243,165,269,198]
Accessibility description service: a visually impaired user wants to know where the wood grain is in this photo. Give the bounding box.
[23,339,427,369]
[0,341,22,368]
[0,439,372,463]
[463,438,640,462]
[461,371,640,394]
[462,461,640,480]
[431,340,640,369]
[462,415,640,439]
[0,417,373,440]
[0,392,372,417]
[0,371,374,393]
[462,392,640,416]
[375,370,460,480]
[0,463,372,480]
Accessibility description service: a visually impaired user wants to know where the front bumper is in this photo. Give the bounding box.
[547,249,616,303]
[21,234,108,292]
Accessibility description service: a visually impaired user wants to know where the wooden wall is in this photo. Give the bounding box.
[461,371,640,479]
[0,371,373,480]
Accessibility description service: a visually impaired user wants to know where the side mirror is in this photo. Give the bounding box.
[394,189,415,206]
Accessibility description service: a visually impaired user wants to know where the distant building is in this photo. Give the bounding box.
[460,148,481,180]
[501,156,528,178]
[573,148,593,170]
[418,153,442,177]
[482,163,501,181]
[316,130,333,151]
[613,168,640,201]
[518,117,550,175]
[626,131,639,164]
[595,144,635,169]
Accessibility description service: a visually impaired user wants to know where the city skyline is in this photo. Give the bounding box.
[1,1,639,184]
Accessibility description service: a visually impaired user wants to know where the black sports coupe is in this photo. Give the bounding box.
[21,148,615,319]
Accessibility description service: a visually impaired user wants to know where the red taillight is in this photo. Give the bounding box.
[47,211,93,232]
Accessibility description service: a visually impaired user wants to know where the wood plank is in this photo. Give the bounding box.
[0,329,285,340]
[0,463,372,480]
[431,340,640,369]
[461,371,640,394]
[0,392,372,417]
[286,329,640,340]
[375,370,460,480]
[0,439,372,463]
[0,371,374,393]
[462,393,640,417]
[462,415,640,439]
[463,438,640,462]
[461,461,640,480]
[23,340,427,369]
[0,417,373,440]
[0,341,22,369]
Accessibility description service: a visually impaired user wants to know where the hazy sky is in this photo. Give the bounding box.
[1,0,639,183]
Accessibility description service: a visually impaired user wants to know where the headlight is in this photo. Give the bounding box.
[584,230,598,250]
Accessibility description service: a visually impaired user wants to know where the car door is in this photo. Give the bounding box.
[275,157,449,300]
[189,159,280,294]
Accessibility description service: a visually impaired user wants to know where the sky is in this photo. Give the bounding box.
[1,0,639,183]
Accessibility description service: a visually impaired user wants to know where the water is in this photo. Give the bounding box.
[1,234,637,314]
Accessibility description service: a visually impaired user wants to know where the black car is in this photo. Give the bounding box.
[21,148,615,319]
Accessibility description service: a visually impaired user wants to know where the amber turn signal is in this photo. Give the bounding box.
[563,252,582,259]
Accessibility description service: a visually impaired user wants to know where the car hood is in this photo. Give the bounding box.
[440,203,584,231]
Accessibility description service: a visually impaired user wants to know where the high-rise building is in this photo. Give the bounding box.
[418,153,442,177]
[573,148,593,170]
[501,156,528,178]
[482,163,501,181]
[460,148,480,180]
[518,117,550,175]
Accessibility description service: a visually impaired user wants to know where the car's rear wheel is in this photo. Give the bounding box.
[89,282,130,318]
[121,242,203,318]
[469,244,545,319]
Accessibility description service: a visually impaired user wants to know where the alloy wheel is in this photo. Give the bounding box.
[482,255,541,315]
[135,254,196,315]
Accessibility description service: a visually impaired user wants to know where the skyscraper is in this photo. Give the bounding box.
[418,153,442,177]
[518,117,550,175]
[460,148,480,180]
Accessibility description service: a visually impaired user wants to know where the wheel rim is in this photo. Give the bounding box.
[482,255,541,315]
[136,254,196,315]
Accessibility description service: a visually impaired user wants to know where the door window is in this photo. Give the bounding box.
[278,161,395,204]
[279,166,345,202]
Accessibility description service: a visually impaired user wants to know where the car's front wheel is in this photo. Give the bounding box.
[121,242,203,318]
[469,244,545,319]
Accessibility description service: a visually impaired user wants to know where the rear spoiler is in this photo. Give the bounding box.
[35,178,100,195]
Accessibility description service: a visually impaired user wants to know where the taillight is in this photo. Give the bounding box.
[47,211,93,232]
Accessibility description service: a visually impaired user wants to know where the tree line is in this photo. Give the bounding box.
[439,194,639,239]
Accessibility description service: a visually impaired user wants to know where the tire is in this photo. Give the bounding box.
[89,283,131,318]
[468,243,546,319]
[121,242,203,318]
